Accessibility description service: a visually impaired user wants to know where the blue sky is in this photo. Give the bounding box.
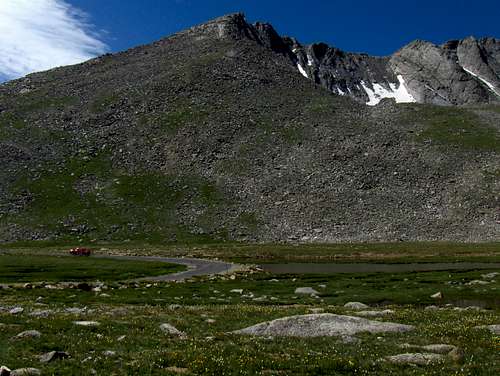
[1,0,499,81]
[71,0,500,56]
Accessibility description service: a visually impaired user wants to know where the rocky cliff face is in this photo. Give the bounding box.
[390,37,500,105]
[0,13,498,244]
[211,14,500,106]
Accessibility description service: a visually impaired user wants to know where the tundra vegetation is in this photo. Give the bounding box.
[0,243,499,375]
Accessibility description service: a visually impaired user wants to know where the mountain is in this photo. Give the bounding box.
[0,13,499,244]
[292,36,500,106]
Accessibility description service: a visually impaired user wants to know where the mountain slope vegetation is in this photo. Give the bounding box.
[0,14,499,244]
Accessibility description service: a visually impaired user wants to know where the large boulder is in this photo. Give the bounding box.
[384,353,446,365]
[232,313,414,337]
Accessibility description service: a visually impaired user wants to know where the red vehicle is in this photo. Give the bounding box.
[69,247,92,256]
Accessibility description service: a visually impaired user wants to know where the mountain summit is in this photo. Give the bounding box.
[206,14,500,106]
[0,14,499,244]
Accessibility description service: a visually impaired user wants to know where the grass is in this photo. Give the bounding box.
[3,242,500,264]
[5,154,230,243]
[411,106,500,151]
[0,252,499,375]
[0,254,184,283]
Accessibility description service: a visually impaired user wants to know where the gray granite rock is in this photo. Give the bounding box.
[233,313,414,337]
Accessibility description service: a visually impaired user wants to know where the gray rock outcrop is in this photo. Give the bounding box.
[232,313,414,337]
[384,353,446,365]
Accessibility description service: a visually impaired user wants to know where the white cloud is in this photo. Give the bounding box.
[0,0,107,81]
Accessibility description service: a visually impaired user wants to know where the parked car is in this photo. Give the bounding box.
[69,247,92,256]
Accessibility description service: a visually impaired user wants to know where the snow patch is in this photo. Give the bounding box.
[462,67,500,98]
[297,63,308,78]
[307,55,314,67]
[362,75,416,106]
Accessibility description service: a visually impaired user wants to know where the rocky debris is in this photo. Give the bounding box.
[103,350,117,357]
[355,310,394,318]
[430,292,443,299]
[73,321,100,327]
[294,287,319,295]
[481,272,499,280]
[466,280,490,286]
[0,366,11,376]
[159,323,186,337]
[8,308,24,315]
[421,344,457,354]
[344,302,369,310]
[399,343,458,354]
[10,369,40,376]
[39,351,69,363]
[29,310,53,318]
[12,330,41,340]
[475,324,500,335]
[164,367,189,374]
[230,289,243,294]
[384,353,446,365]
[65,307,88,315]
[232,313,414,337]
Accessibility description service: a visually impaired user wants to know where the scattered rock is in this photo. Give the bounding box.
[73,321,100,327]
[475,324,500,335]
[481,272,499,280]
[430,292,443,299]
[420,344,458,354]
[424,305,439,311]
[65,307,87,315]
[230,289,243,294]
[0,366,11,376]
[40,351,69,363]
[165,366,189,374]
[117,335,126,341]
[294,287,319,295]
[159,323,186,337]
[9,308,24,315]
[384,353,445,365]
[29,310,53,318]
[103,350,116,357]
[12,330,41,340]
[466,280,490,286]
[232,313,414,337]
[356,310,394,318]
[10,368,41,376]
[344,302,369,310]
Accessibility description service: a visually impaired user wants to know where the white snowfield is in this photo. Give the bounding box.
[297,63,308,78]
[462,67,500,98]
[362,75,416,106]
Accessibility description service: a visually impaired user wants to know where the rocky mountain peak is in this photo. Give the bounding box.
[191,14,500,106]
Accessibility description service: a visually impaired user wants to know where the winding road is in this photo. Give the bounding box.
[94,255,239,281]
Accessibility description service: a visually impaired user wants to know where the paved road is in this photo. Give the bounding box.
[94,255,238,281]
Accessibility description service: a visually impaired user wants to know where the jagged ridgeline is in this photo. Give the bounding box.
[0,13,499,244]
